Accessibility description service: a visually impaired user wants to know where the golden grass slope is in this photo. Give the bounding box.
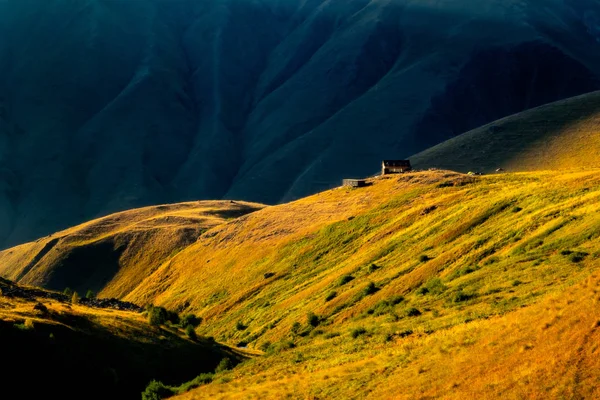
[0,200,264,298]
[5,169,600,398]
[411,90,600,173]
[122,169,600,399]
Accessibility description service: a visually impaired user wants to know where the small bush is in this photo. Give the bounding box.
[63,287,73,297]
[307,312,320,327]
[85,290,96,299]
[416,287,429,295]
[71,292,80,304]
[512,206,523,213]
[325,291,337,302]
[259,341,272,352]
[338,275,355,286]
[511,280,522,287]
[291,322,302,335]
[215,358,232,374]
[419,255,431,263]
[148,306,168,326]
[185,325,197,340]
[569,251,588,263]
[389,295,405,305]
[368,263,381,273]
[264,272,275,279]
[363,282,379,296]
[453,291,475,303]
[324,332,340,339]
[177,373,214,393]
[350,327,367,338]
[235,321,247,331]
[181,314,202,328]
[141,380,175,400]
[406,307,421,317]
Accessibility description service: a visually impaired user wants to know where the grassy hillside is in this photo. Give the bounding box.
[5,169,600,398]
[0,278,238,400]
[166,169,600,398]
[411,90,600,173]
[0,201,263,298]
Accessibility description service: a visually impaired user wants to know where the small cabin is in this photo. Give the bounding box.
[343,179,367,188]
[382,160,412,175]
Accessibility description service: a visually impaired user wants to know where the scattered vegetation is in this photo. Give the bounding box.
[362,282,379,296]
[147,305,180,326]
[338,275,355,286]
[325,291,337,302]
[350,327,367,338]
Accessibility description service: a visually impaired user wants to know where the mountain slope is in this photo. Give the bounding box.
[411,90,600,173]
[0,200,264,298]
[0,278,238,400]
[2,0,600,248]
[4,169,600,397]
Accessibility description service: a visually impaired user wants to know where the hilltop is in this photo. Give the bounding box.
[0,200,263,298]
[4,169,600,397]
[411,91,600,173]
[2,0,600,248]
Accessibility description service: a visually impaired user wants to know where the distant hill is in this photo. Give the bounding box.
[0,200,263,298]
[3,169,600,397]
[411,90,600,173]
[2,0,600,248]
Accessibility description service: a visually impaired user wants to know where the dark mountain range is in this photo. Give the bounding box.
[1,0,600,248]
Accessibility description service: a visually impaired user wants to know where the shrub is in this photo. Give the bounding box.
[71,292,80,304]
[419,278,447,295]
[148,306,168,326]
[569,251,588,263]
[511,280,522,287]
[350,327,367,338]
[416,287,429,295]
[185,325,197,340]
[419,255,431,263]
[307,312,320,327]
[363,282,379,296]
[405,307,421,317]
[181,314,202,328]
[259,341,272,352]
[325,291,337,302]
[512,206,523,213]
[63,287,73,297]
[177,373,214,392]
[85,290,96,299]
[141,380,175,400]
[389,295,405,305]
[368,263,381,273]
[338,275,355,286]
[291,322,302,335]
[453,291,474,303]
[215,358,232,374]
[235,321,247,331]
[264,272,276,279]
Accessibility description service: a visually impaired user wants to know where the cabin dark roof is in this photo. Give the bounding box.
[382,160,411,167]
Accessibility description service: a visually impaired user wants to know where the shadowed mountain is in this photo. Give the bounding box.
[1,0,600,248]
